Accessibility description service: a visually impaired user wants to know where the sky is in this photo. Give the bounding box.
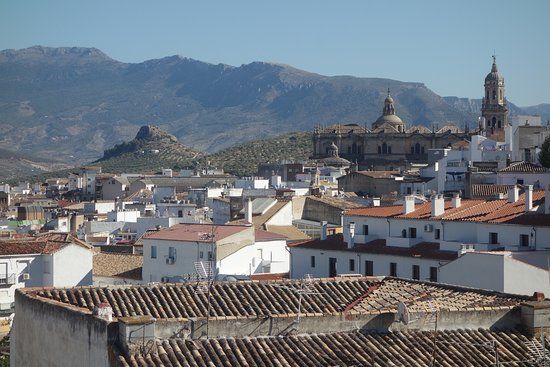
[1,0,549,106]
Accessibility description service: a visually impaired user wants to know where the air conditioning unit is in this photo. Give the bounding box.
[22,273,30,280]
[424,224,433,232]
[161,276,170,283]
[166,257,175,265]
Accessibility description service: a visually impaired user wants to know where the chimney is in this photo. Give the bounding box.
[92,302,113,322]
[451,193,461,208]
[245,198,253,223]
[508,185,519,203]
[403,195,415,214]
[431,195,445,217]
[525,185,533,212]
[347,222,355,249]
[320,221,328,240]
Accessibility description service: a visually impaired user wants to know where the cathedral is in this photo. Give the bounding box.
[312,57,508,170]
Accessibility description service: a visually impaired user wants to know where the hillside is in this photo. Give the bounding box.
[205,132,312,176]
[0,147,70,181]
[0,45,497,164]
[94,125,202,173]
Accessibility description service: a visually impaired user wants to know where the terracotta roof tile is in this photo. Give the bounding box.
[471,184,514,198]
[144,223,251,242]
[291,234,457,261]
[30,277,525,320]
[118,329,541,367]
[499,161,549,173]
[93,253,143,280]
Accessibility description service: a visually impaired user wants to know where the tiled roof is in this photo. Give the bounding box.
[0,233,91,256]
[291,235,457,261]
[118,329,542,367]
[29,277,524,320]
[144,224,251,243]
[344,171,400,179]
[346,191,550,226]
[264,225,309,241]
[254,229,287,241]
[471,184,514,198]
[499,161,549,173]
[93,253,143,280]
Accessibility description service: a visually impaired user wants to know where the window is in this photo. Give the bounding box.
[489,232,498,245]
[168,247,176,259]
[178,210,183,218]
[382,143,388,154]
[434,229,440,240]
[412,265,420,280]
[208,251,214,261]
[390,262,397,277]
[151,245,157,259]
[349,259,355,272]
[365,260,373,276]
[199,251,204,259]
[517,179,524,185]
[520,234,530,247]
[363,225,369,235]
[401,229,407,238]
[429,267,438,282]
[409,228,417,239]
[311,256,316,268]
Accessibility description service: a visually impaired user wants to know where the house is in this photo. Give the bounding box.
[496,161,549,187]
[0,233,93,314]
[507,115,550,163]
[290,186,550,290]
[142,223,289,281]
[337,171,401,197]
[440,250,550,296]
[101,176,130,200]
[12,276,549,366]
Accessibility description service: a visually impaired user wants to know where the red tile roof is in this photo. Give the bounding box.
[471,184,514,198]
[346,191,550,226]
[254,229,287,241]
[144,223,251,242]
[291,234,457,261]
[0,233,91,256]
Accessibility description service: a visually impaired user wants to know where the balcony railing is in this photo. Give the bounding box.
[0,274,17,286]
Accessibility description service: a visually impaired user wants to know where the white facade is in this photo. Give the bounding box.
[440,251,550,296]
[107,209,141,223]
[142,227,289,282]
[0,244,93,312]
[235,178,269,190]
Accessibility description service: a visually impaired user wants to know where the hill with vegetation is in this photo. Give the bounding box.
[0,147,70,181]
[0,45,511,165]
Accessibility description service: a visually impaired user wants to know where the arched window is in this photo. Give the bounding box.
[388,146,392,154]
[421,146,425,154]
[378,146,382,154]
[486,90,489,100]
[492,117,497,127]
[382,143,388,154]
[492,90,496,100]
[402,229,407,238]
[497,120,502,128]
[415,143,421,154]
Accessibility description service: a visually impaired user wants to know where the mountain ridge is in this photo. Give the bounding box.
[1,46,546,165]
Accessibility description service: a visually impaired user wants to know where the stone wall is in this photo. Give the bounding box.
[11,290,116,367]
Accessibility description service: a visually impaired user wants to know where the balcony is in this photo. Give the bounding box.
[0,274,17,286]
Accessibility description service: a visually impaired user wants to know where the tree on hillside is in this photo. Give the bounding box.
[539,135,550,168]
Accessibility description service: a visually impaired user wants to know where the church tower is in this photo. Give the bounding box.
[481,56,508,139]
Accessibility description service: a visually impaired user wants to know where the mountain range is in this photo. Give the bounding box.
[0,46,547,167]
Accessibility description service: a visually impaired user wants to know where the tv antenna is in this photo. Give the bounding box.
[277,274,324,328]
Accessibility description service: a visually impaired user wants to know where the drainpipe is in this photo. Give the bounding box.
[386,218,391,237]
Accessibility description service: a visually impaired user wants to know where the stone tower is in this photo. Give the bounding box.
[481,56,508,138]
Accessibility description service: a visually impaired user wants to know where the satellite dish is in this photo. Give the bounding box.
[397,302,410,325]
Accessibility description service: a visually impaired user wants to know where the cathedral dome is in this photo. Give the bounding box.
[371,89,405,131]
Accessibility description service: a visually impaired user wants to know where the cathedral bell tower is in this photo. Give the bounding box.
[481,56,508,139]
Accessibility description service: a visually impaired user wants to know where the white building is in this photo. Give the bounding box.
[497,161,549,187]
[290,186,550,293]
[440,251,550,296]
[142,223,289,282]
[0,233,93,313]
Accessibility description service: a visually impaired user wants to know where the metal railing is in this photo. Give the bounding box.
[0,274,17,286]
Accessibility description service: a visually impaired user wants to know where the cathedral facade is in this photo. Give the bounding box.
[312,58,507,169]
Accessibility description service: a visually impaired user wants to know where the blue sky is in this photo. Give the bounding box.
[1,0,549,105]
